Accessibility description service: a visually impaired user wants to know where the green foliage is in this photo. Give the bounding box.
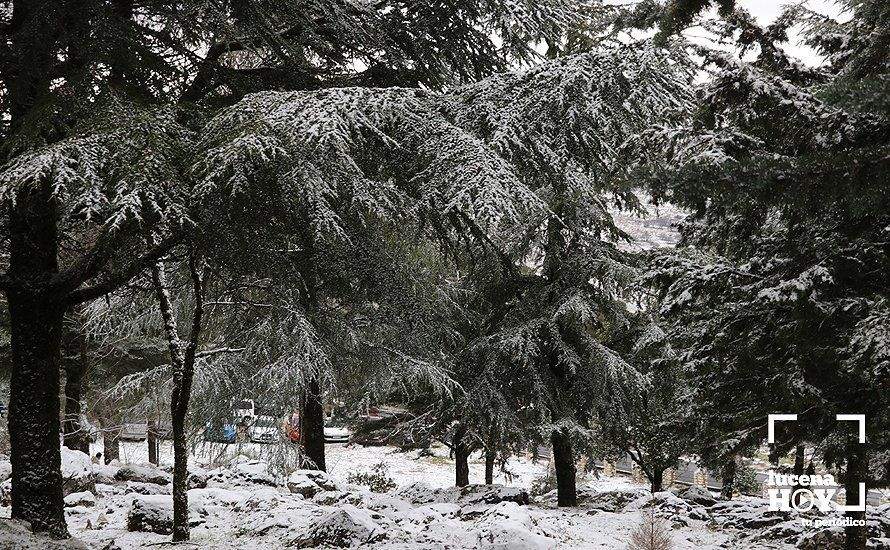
[346,462,397,493]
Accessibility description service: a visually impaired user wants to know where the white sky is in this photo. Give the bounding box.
[736,0,845,65]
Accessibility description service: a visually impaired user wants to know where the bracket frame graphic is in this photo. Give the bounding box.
[766,413,867,513]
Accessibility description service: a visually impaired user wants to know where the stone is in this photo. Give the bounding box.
[64,491,96,508]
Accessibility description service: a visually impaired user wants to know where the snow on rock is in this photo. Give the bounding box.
[61,448,96,495]
[796,527,844,550]
[0,456,11,481]
[623,490,709,527]
[114,464,172,485]
[126,494,206,534]
[124,480,171,495]
[395,482,529,508]
[473,501,554,550]
[0,519,89,549]
[94,483,122,496]
[63,491,96,508]
[290,504,387,548]
[287,469,337,497]
[0,479,11,506]
[207,459,278,488]
[92,463,119,485]
[460,485,530,507]
[679,485,717,507]
[756,519,807,543]
[313,490,363,506]
[578,488,647,512]
[709,499,790,530]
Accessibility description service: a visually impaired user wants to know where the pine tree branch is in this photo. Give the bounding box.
[65,232,183,306]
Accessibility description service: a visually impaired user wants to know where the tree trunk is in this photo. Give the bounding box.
[103,421,120,465]
[720,457,736,500]
[62,358,88,454]
[170,391,190,541]
[147,417,159,465]
[792,445,805,507]
[7,184,69,537]
[453,424,470,487]
[300,377,326,471]
[484,449,495,485]
[844,440,867,550]
[551,429,577,507]
[650,469,664,493]
[152,255,204,542]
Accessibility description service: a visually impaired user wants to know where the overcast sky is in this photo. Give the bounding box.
[737,0,844,65]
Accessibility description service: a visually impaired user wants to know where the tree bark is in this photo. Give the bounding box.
[792,445,805,507]
[152,253,205,542]
[650,469,664,493]
[300,377,326,471]
[7,183,69,537]
[62,354,89,454]
[720,457,736,500]
[551,429,577,506]
[484,449,495,485]
[147,417,159,465]
[453,424,470,487]
[844,440,867,550]
[103,420,120,465]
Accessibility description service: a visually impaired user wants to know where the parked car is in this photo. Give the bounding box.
[233,399,255,423]
[250,415,279,444]
[203,421,236,443]
[324,410,352,443]
[323,424,351,443]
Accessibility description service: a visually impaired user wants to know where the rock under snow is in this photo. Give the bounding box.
[61,448,96,495]
[679,485,718,507]
[126,494,206,534]
[114,464,172,485]
[580,488,647,512]
[287,469,337,497]
[473,501,553,550]
[395,482,529,508]
[709,499,789,530]
[290,505,386,548]
[124,480,171,495]
[63,491,96,508]
[0,456,11,482]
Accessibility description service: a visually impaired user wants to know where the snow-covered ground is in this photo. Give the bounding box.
[3,442,887,549]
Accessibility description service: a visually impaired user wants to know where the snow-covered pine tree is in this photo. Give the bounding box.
[639,2,889,546]
[0,0,583,535]
[436,41,696,506]
[600,315,691,493]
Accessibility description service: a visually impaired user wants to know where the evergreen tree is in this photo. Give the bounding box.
[639,1,889,546]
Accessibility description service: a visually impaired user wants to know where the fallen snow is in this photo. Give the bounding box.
[0,443,886,549]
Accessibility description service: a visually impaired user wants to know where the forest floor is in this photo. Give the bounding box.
[0,441,887,549]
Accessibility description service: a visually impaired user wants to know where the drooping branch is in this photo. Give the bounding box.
[66,232,183,306]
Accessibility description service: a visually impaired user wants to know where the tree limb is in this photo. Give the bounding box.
[65,232,183,305]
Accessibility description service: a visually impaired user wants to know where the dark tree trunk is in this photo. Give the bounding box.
[650,469,664,493]
[551,429,577,507]
[62,356,88,454]
[7,184,69,537]
[844,441,867,550]
[301,377,326,471]
[153,255,204,542]
[720,457,736,500]
[453,424,470,487]
[792,445,805,507]
[103,421,120,465]
[484,449,495,485]
[147,417,159,465]
[170,391,191,541]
